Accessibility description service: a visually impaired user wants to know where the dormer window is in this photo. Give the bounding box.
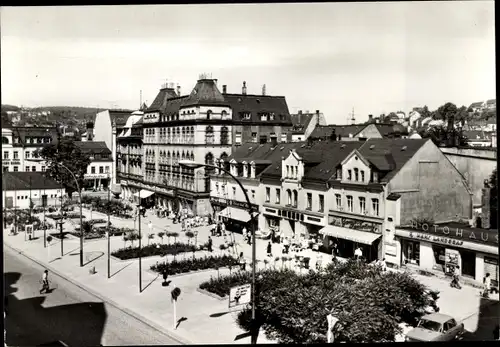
[372,171,379,183]
[260,113,268,121]
[221,110,227,118]
[251,163,256,178]
[354,168,359,181]
[241,112,251,120]
[242,163,248,177]
[336,168,342,180]
[206,110,212,119]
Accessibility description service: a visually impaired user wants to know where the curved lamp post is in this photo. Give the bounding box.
[179,159,258,343]
[27,159,84,267]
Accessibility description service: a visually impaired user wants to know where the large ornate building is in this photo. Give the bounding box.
[131,75,293,216]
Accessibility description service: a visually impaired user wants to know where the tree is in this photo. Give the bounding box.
[185,231,195,245]
[420,105,431,119]
[435,102,458,122]
[35,132,91,199]
[171,232,179,244]
[158,231,165,244]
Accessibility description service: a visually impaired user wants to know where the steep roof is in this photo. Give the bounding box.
[309,125,365,139]
[224,93,292,124]
[164,96,189,118]
[290,112,319,130]
[147,87,178,112]
[2,171,61,191]
[181,79,227,108]
[108,110,135,127]
[470,101,484,108]
[372,123,409,136]
[9,126,58,147]
[357,138,428,182]
[74,141,111,155]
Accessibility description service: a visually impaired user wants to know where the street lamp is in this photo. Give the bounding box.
[27,159,85,267]
[179,159,259,343]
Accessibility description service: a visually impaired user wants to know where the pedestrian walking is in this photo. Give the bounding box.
[242,226,247,238]
[450,265,461,289]
[354,246,362,260]
[483,273,492,298]
[208,236,213,253]
[39,270,50,294]
[331,243,337,261]
[267,241,273,258]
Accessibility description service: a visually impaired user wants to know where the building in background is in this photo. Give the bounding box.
[116,111,145,203]
[74,141,113,191]
[2,171,65,209]
[138,76,293,216]
[309,123,408,142]
[289,110,326,142]
[2,125,58,173]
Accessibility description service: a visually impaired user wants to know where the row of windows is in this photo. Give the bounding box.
[214,183,257,201]
[25,166,45,172]
[285,165,298,179]
[90,166,110,174]
[339,167,379,183]
[16,193,59,200]
[334,194,380,216]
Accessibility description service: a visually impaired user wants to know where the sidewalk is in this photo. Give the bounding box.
[5,209,498,343]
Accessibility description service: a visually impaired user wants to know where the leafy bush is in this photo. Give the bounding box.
[111,242,197,260]
[81,195,133,219]
[200,260,439,344]
[151,255,239,276]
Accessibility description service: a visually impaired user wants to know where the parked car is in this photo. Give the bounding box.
[405,313,464,342]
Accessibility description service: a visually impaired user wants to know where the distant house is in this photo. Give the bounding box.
[290,110,327,142]
[466,117,496,132]
[2,171,65,209]
[485,99,496,110]
[408,110,422,128]
[469,101,485,113]
[309,123,409,141]
[463,130,495,147]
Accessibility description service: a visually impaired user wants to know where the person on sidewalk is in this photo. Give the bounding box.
[242,226,247,239]
[483,273,492,298]
[238,252,246,271]
[331,243,338,261]
[208,236,213,253]
[354,246,362,260]
[267,241,273,258]
[451,265,461,289]
[40,270,50,294]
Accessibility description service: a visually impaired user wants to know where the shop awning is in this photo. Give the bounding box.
[219,207,257,223]
[134,189,154,199]
[319,225,381,245]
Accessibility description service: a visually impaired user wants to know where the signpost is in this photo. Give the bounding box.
[171,287,181,329]
[229,283,252,309]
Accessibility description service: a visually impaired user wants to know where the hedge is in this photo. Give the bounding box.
[199,259,440,344]
[111,242,199,260]
[150,255,240,276]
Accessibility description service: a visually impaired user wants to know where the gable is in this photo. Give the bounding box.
[341,149,371,168]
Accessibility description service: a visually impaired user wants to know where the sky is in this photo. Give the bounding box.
[0,2,496,124]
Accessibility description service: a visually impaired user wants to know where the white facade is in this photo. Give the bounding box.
[2,128,49,173]
[3,187,64,209]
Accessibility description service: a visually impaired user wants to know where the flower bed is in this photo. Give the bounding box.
[111,242,199,260]
[199,259,440,344]
[151,255,240,276]
[47,213,86,220]
[81,195,134,219]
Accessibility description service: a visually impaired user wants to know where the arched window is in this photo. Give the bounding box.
[354,168,359,181]
[293,190,298,207]
[220,126,229,145]
[287,189,292,205]
[207,110,212,120]
[204,152,214,191]
[205,152,214,166]
[182,151,185,161]
[205,126,214,144]
[221,110,227,118]
[182,127,186,141]
[190,152,194,161]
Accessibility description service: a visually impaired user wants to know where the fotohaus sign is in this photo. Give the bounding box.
[406,221,498,246]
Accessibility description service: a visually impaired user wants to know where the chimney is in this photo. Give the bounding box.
[86,121,94,141]
[298,110,303,115]
[222,85,227,94]
[270,136,278,148]
[329,128,336,141]
[262,84,266,96]
[368,114,373,121]
[316,110,320,126]
[176,85,181,97]
[242,81,247,95]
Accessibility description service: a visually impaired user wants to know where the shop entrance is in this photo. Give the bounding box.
[460,250,476,278]
[327,237,379,262]
[432,245,446,272]
[402,239,420,266]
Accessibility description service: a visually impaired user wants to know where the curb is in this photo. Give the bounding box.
[4,243,191,345]
[196,287,227,301]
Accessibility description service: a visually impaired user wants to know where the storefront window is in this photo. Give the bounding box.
[403,240,420,266]
[432,245,446,272]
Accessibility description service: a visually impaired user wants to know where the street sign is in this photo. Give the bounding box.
[229,283,251,308]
